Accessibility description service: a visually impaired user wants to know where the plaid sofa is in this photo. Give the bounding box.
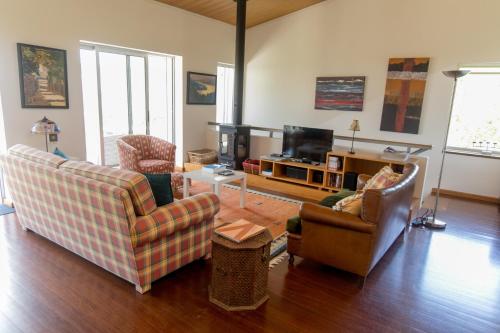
[1,144,220,293]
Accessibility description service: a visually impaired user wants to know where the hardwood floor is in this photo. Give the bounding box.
[0,197,498,333]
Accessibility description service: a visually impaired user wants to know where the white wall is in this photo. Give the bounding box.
[0,0,234,160]
[243,0,500,199]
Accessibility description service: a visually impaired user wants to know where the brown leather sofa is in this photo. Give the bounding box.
[287,163,418,280]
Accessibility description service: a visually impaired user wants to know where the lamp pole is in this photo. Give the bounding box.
[425,70,470,229]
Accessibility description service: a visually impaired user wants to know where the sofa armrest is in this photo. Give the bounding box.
[131,193,220,247]
[300,202,376,234]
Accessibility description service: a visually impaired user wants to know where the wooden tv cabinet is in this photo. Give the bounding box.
[259,148,426,205]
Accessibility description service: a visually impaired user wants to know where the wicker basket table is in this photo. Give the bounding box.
[209,229,273,311]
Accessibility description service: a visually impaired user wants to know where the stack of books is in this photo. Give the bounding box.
[202,164,226,174]
[327,156,342,171]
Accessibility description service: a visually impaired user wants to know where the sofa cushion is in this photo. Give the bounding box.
[8,144,66,168]
[144,173,174,206]
[53,147,69,160]
[60,161,157,216]
[363,166,402,190]
[319,190,355,207]
[286,215,302,234]
[287,190,354,235]
[334,193,363,216]
[138,159,171,174]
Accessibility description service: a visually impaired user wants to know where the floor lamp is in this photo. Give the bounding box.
[425,70,470,229]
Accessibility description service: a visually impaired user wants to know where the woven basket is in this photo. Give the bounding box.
[242,159,260,175]
[187,149,217,164]
[209,230,272,311]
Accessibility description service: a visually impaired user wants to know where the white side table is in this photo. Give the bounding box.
[183,170,247,208]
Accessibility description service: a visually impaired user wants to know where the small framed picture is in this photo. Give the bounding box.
[186,71,217,105]
[17,43,69,109]
[48,133,58,142]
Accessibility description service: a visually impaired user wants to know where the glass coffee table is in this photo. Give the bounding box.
[183,169,247,208]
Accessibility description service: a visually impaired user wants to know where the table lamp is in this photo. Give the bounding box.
[31,116,61,152]
[349,120,360,154]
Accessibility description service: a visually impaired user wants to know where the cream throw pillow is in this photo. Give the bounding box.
[333,193,363,216]
[363,166,402,190]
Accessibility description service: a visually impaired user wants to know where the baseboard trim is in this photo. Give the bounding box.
[432,188,500,204]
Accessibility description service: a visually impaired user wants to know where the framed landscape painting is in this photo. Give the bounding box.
[380,57,430,134]
[315,76,366,111]
[17,43,69,108]
[187,71,217,105]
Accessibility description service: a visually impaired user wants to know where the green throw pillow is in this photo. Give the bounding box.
[319,190,355,207]
[144,173,174,206]
[286,215,302,234]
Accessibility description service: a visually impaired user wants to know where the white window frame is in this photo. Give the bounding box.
[80,42,181,165]
[446,66,500,155]
[216,63,235,124]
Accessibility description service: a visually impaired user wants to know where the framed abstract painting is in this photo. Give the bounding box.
[187,71,217,105]
[17,43,69,108]
[315,76,366,111]
[380,57,430,134]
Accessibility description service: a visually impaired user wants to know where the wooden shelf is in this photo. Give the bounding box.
[261,159,326,171]
[326,170,343,174]
[253,149,426,207]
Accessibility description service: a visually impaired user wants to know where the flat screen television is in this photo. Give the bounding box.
[282,125,334,163]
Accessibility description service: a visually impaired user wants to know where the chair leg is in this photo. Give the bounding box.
[288,253,295,265]
[135,284,151,294]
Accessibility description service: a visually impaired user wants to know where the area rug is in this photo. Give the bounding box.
[188,180,300,266]
[0,204,15,216]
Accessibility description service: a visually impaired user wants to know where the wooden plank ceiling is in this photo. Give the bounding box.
[155,0,325,28]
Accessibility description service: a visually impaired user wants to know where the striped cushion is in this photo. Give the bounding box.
[363,166,402,190]
[61,161,157,216]
[8,144,66,168]
[131,193,220,247]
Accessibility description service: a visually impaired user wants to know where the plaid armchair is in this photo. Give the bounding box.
[117,135,184,195]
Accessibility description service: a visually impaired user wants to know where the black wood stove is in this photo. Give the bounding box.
[218,124,250,170]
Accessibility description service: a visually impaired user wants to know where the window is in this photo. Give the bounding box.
[80,43,180,165]
[216,63,234,124]
[447,67,500,153]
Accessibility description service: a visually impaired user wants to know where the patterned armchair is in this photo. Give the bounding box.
[117,135,184,194]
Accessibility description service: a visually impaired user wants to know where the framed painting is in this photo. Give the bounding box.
[17,43,69,108]
[380,57,430,134]
[187,71,217,105]
[315,76,366,111]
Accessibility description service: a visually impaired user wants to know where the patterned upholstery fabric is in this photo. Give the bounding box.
[2,146,220,294]
[117,135,176,174]
[138,159,173,174]
[171,172,186,194]
[134,221,213,289]
[8,144,66,168]
[131,193,220,247]
[61,160,157,216]
[1,154,139,286]
[363,166,402,190]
